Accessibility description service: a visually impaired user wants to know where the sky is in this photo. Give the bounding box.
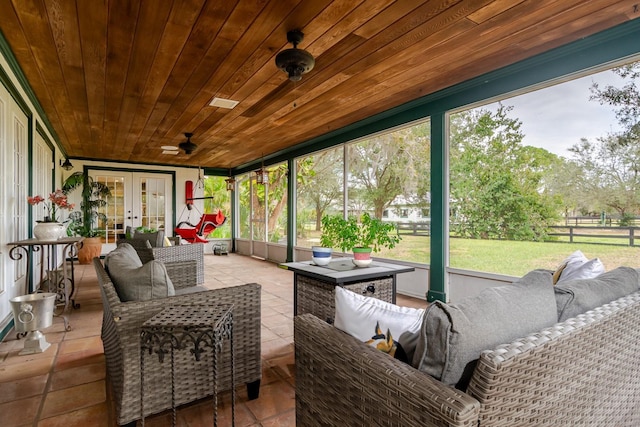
[482,67,629,157]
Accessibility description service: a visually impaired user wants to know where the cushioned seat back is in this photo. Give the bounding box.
[132,229,165,247]
[116,238,154,263]
[104,243,175,301]
[467,291,640,426]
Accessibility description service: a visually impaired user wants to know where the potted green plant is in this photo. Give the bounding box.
[320,213,400,267]
[62,171,112,264]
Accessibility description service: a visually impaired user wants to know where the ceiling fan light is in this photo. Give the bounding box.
[275,30,315,82]
[179,132,197,155]
[276,48,315,81]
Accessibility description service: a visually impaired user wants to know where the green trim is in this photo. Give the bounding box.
[27,111,34,291]
[286,158,295,262]
[429,112,446,302]
[74,156,200,171]
[0,65,31,117]
[353,247,373,253]
[0,319,15,343]
[202,167,230,176]
[427,289,446,303]
[230,180,236,252]
[36,121,56,151]
[0,28,62,151]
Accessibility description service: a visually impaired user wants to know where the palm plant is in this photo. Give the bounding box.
[62,171,112,237]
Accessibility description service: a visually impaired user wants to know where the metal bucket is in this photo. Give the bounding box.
[10,293,56,333]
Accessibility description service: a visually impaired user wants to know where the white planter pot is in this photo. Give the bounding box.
[33,222,65,241]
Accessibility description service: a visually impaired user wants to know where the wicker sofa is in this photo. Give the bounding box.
[93,256,262,426]
[295,283,640,426]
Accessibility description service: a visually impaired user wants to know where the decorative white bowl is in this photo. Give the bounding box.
[352,258,372,268]
[312,256,332,266]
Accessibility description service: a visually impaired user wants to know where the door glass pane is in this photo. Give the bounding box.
[99,175,125,244]
[140,177,166,231]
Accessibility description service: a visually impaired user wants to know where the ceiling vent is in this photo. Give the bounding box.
[209,97,239,109]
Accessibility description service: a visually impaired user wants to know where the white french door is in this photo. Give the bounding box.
[89,170,173,253]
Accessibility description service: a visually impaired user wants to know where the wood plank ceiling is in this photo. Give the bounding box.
[0,0,638,170]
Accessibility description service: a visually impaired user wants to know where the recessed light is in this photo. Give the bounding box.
[161,145,179,150]
[209,97,239,109]
[162,150,179,155]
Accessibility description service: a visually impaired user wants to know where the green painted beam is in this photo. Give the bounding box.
[428,112,447,303]
[286,158,295,262]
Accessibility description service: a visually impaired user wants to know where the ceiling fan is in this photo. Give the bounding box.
[179,132,197,155]
[275,30,315,82]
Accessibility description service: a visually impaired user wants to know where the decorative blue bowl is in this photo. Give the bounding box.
[311,246,332,266]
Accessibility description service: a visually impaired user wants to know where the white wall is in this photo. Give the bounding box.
[0,52,63,336]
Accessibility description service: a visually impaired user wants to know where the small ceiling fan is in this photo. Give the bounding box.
[179,132,197,155]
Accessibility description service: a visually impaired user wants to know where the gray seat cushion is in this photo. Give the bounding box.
[104,243,175,301]
[555,266,639,322]
[413,269,557,389]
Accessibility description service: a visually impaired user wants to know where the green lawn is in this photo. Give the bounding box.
[332,234,640,277]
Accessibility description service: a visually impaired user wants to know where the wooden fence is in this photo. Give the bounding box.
[393,222,640,247]
[548,225,640,246]
[395,222,430,236]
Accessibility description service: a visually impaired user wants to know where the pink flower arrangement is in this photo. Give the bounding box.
[27,190,75,222]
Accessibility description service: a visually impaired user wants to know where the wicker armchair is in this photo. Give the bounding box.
[116,239,205,285]
[295,290,640,426]
[94,258,261,426]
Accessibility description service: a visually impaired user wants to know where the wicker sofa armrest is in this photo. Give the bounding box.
[294,314,480,427]
[153,243,204,284]
[163,260,198,289]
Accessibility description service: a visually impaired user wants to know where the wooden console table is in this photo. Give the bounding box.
[280,258,414,322]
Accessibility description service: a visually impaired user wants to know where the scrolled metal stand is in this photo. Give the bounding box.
[140,304,235,427]
[8,237,84,333]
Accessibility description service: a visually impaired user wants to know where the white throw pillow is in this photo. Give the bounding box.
[556,250,605,283]
[334,286,425,363]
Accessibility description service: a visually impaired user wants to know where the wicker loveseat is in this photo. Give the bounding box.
[295,279,640,426]
[93,256,262,426]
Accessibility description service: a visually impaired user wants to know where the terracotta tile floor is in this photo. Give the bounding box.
[0,252,425,426]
